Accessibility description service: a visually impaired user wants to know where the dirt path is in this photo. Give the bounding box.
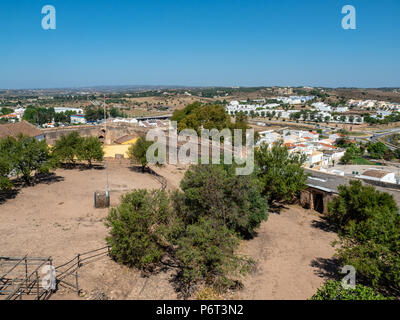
[234,205,337,300]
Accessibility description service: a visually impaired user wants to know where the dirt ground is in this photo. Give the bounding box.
[234,206,337,300]
[0,165,337,300]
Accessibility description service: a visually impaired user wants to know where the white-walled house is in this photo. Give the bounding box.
[356,169,397,184]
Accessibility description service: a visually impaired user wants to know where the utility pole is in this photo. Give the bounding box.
[103,95,107,133]
[103,95,109,197]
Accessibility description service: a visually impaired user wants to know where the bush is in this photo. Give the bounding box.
[105,189,178,270]
[174,163,268,239]
[105,162,268,295]
[329,180,400,294]
[328,180,398,229]
[311,280,393,300]
[175,217,254,291]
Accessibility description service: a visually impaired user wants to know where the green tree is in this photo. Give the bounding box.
[171,102,250,144]
[255,142,308,204]
[340,145,362,164]
[52,132,83,165]
[311,280,393,300]
[9,136,54,184]
[78,137,104,167]
[367,142,388,159]
[128,136,154,171]
[0,137,15,190]
[0,107,14,116]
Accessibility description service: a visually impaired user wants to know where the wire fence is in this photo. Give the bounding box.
[54,246,111,295]
[0,256,54,300]
[0,246,111,300]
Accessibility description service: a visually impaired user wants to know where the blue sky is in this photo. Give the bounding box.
[0,0,399,89]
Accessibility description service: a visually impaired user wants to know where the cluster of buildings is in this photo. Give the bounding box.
[0,107,25,122]
[347,99,400,111]
[257,129,346,168]
[226,100,365,124]
[276,96,315,105]
[226,100,298,119]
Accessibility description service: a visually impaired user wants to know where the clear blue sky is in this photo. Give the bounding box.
[0,0,399,89]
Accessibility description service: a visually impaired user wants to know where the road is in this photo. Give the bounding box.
[370,127,400,151]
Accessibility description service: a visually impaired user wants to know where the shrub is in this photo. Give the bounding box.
[105,189,178,270]
[175,217,254,292]
[329,180,400,294]
[174,163,268,239]
[311,280,393,300]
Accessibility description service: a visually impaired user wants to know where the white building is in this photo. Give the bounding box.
[55,107,84,114]
[312,102,331,112]
[356,169,396,184]
[70,115,86,124]
[335,106,348,113]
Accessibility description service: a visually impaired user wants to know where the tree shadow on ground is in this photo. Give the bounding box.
[310,257,341,281]
[0,189,19,205]
[268,202,290,214]
[0,172,65,205]
[311,217,337,233]
[59,163,105,171]
[129,165,148,174]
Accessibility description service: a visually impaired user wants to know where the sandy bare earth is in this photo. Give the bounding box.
[235,206,337,300]
[0,165,337,300]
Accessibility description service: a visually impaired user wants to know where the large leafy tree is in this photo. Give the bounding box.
[367,142,388,160]
[8,136,53,184]
[171,102,250,143]
[78,137,104,167]
[255,142,308,204]
[52,132,83,165]
[128,136,154,171]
